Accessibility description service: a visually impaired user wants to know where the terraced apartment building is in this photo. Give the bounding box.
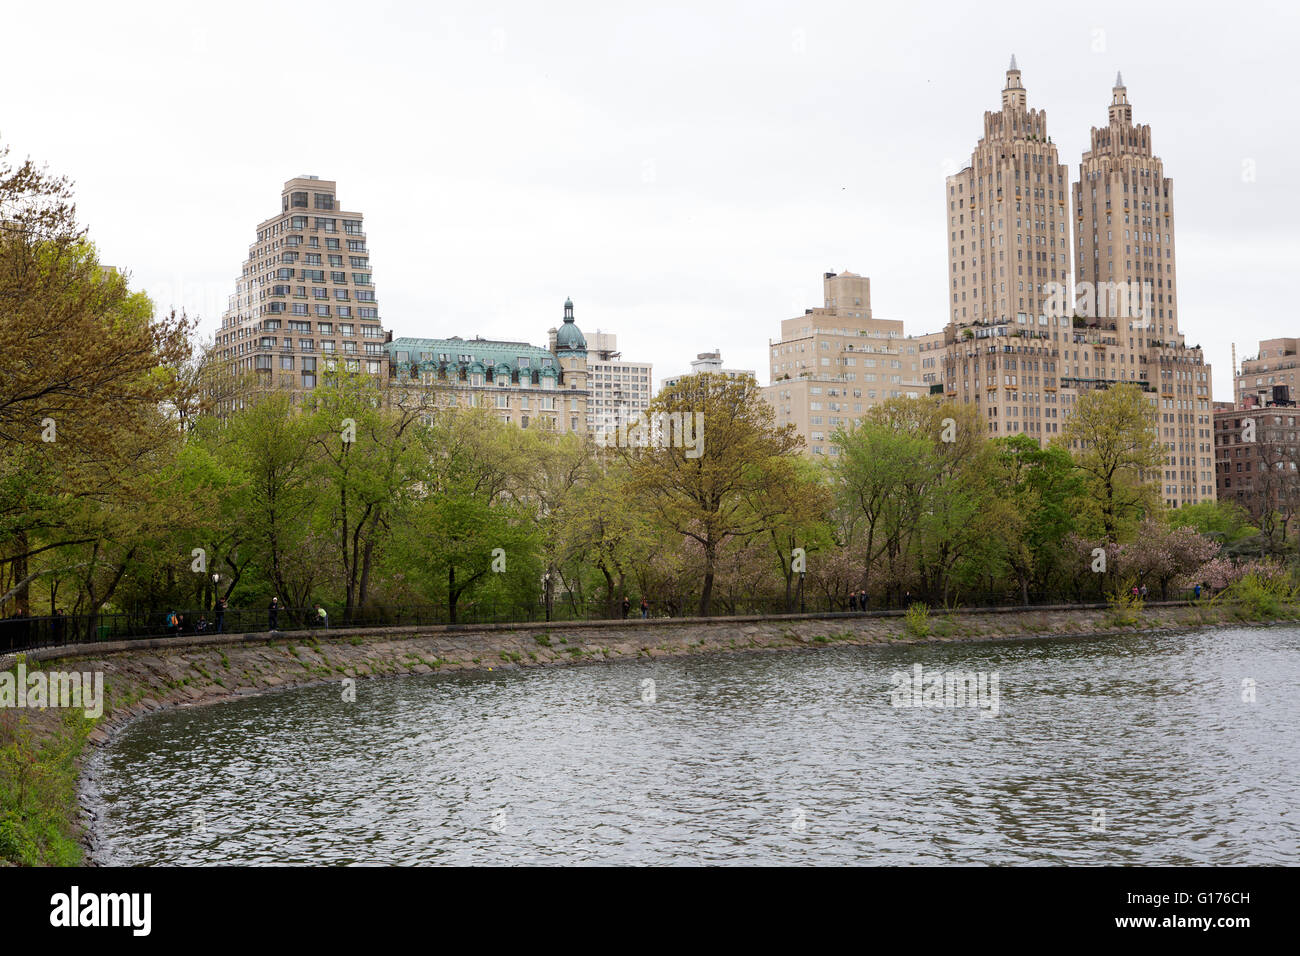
[215,176,387,412]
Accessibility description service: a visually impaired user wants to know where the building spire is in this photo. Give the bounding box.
[1109,71,1132,124]
[1002,55,1025,109]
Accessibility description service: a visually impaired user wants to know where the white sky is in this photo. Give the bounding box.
[3,0,1296,399]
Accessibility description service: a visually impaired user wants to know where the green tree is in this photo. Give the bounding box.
[1055,383,1163,542]
[624,373,803,615]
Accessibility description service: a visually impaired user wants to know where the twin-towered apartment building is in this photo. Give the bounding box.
[764,58,1213,509]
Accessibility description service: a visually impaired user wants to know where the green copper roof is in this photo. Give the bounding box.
[556,297,586,351]
[387,336,557,370]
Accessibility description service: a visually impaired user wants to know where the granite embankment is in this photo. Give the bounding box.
[7,600,1278,748]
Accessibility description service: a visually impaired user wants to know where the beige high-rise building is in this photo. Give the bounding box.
[936,60,1213,507]
[585,331,653,439]
[216,176,388,411]
[763,270,926,457]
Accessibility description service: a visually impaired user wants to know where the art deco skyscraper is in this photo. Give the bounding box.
[1072,73,1179,334]
[945,56,1071,329]
[215,176,388,411]
[1070,76,1212,508]
[939,58,1073,443]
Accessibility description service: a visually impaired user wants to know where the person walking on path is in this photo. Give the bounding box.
[621,596,631,619]
[640,597,649,619]
[315,603,329,629]
[859,589,867,612]
[849,591,858,612]
[268,597,280,631]
[215,597,226,634]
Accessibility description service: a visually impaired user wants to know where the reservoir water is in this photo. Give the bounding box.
[85,625,1300,865]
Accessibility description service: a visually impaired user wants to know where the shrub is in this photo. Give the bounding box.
[1216,572,1298,621]
[904,603,931,639]
[1106,590,1143,627]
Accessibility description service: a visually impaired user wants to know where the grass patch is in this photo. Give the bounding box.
[0,691,93,866]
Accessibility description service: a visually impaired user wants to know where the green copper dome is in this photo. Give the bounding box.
[555,296,586,351]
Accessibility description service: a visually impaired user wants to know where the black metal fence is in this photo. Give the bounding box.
[3,599,791,654]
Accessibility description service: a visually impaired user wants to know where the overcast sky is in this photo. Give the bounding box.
[3,0,1296,398]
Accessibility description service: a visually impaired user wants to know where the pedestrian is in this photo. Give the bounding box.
[1140,584,1148,600]
[315,603,329,629]
[215,597,226,634]
[849,591,858,612]
[1131,586,1139,599]
[1194,583,1202,600]
[268,597,280,631]
[621,596,630,619]
[640,597,648,619]
[859,589,868,612]
[165,609,179,636]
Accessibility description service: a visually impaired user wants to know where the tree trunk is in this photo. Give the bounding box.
[699,542,716,617]
[448,565,457,624]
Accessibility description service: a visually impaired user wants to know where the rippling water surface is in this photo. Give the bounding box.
[85,626,1300,865]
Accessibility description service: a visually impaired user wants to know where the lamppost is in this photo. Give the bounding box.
[543,570,552,623]
[799,570,806,614]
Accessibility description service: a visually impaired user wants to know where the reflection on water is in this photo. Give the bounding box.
[85,626,1300,865]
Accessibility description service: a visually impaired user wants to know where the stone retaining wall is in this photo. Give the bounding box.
[0,601,1250,748]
